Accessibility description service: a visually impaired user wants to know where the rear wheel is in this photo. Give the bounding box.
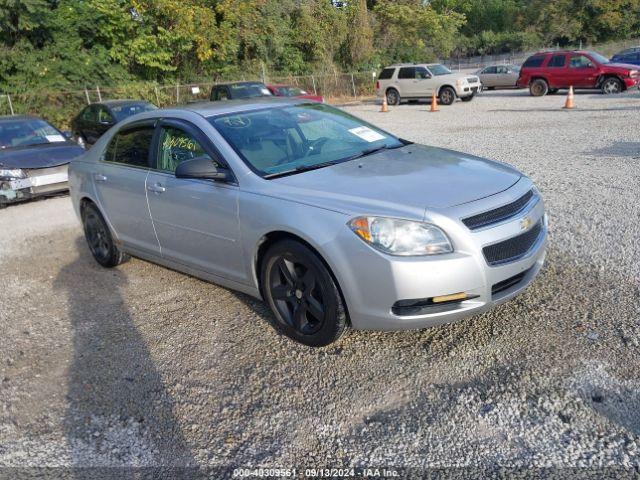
[529,79,549,96]
[438,86,456,106]
[601,77,623,94]
[81,203,128,268]
[261,240,348,347]
[386,88,400,106]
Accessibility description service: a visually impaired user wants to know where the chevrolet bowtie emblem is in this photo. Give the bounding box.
[520,217,532,230]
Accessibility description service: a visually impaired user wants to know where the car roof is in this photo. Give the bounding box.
[181,97,308,117]
[97,99,152,107]
[0,114,45,123]
[386,63,443,67]
[213,81,265,87]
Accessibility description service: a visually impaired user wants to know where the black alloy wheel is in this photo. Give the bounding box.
[82,203,128,268]
[262,240,347,347]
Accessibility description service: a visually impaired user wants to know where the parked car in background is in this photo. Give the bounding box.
[517,50,640,96]
[611,47,640,66]
[69,98,547,347]
[376,63,481,106]
[266,84,324,102]
[72,100,157,147]
[210,82,273,101]
[476,64,521,89]
[0,115,84,207]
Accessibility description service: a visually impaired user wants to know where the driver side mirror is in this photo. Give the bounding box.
[175,156,230,182]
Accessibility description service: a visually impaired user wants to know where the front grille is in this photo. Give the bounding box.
[463,190,535,230]
[466,76,479,83]
[483,220,543,265]
[491,267,532,296]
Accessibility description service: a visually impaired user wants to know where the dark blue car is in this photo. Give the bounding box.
[611,47,640,66]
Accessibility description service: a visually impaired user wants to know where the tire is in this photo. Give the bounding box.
[386,88,400,106]
[261,240,348,347]
[529,79,548,97]
[81,203,128,268]
[460,94,474,102]
[601,77,623,94]
[438,86,456,106]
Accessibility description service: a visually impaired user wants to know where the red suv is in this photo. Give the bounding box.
[517,50,639,96]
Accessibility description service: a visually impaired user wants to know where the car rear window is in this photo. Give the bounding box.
[378,68,395,80]
[522,56,545,68]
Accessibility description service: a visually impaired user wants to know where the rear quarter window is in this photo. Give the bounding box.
[378,68,395,80]
[522,56,546,68]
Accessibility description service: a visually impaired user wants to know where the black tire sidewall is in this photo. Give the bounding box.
[386,88,400,106]
[261,240,347,347]
[82,204,124,268]
[602,77,622,94]
[439,87,455,105]
[530,79,548,97]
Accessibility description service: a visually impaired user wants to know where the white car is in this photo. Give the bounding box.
[375,63,482,106]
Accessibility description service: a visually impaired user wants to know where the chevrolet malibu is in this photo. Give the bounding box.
[69,99,547,347]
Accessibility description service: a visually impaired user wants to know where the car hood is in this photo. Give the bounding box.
[0,143,84,169]
[604,62,639,72]
[270,144,521,217]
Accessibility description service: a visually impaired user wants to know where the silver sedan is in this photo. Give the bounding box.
[477,65,521,89]
[69,99,547,346]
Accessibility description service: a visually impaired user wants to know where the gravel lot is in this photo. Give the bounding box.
[1,90,639,476]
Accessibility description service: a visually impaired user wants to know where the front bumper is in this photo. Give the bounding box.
[624,77,640,89]
[457,82,482,97]
[0,165,69,205]
[332,181,547,331]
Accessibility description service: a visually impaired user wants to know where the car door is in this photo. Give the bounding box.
[396,67,416,97]
[93,121,160,255]
[145,119,245,283]
[481,66,498,87]
[568,54,598,88]
[545,53,568,87]
[496,66,515,87]
[413,66,435,97]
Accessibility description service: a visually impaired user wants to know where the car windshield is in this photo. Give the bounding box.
[428,64,452,76]
[209,103,403,178]
[588,51,609,64]
[230,83,272,98]
[276,86,308,97]
[0,118,66,149]
[110,102,157,121]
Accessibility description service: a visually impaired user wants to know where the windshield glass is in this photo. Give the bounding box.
[110,102,157,121]
[588,51,609,64]
[209,103,403,177]
[231,83,272,98]
[277,86,308,97]
[428,64,452,76]
[0,118,66,149]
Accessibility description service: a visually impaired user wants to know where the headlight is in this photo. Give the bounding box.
[628,70,638,77]
[348,216,453,256]
[0,168,25,179]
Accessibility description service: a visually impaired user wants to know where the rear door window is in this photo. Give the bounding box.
[523,56,545,68]
[378,68,395,80]
[483,66,498,74]
[547,54,566,68]
[104,126,154,168]
[398,67,415,79]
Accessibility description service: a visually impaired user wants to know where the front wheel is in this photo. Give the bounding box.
[438,86,456,106]
[602,77,623,94]
[261,240,348,347]
[82,203,128,268]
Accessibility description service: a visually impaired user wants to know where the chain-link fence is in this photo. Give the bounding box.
[0,72,377,129]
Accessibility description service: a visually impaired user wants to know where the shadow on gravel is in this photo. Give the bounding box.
[54,238,196,476]
[488,106,640,113]
[585,141,640,158]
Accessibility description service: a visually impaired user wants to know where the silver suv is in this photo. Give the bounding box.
[376,63,481,106]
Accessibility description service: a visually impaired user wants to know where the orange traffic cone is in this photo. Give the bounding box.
[429,92,439,112]
[380,97,389,112]
[563,86,575,109]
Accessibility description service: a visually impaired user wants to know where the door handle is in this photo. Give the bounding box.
[147,183,166,193]
[93,173,107,182]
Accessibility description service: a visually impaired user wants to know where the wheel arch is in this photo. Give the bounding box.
[597,74,627,91]
[529,75,549,85]
[253,230,351,323]
[437,84,456,97]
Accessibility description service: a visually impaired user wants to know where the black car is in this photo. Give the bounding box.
[209,82,273,101]
[0,115,84,207]
[71,100,157,147]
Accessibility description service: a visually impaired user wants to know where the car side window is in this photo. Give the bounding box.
[484,66,498,74]
[82,106,97,122]
[415,67,430,79]
[570,55,594,68]
[212,87,229,101]
[398,67,415,79]
[547,54,566,68]
[98,107,114,124]
[497,66,508,74]
[104,126,154,168]
[156,126,212,173]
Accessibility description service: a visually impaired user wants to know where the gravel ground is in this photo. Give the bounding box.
[1,90,639,477]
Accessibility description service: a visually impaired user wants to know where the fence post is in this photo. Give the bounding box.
[6,95,15,115]
[154,86,161,107]
[350,73,357,98]
[176,82,180,104]
[311,75,317,95]
[96,86,102,102]
[84,88,91,105]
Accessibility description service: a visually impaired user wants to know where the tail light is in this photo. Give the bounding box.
[375,80,380,90]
